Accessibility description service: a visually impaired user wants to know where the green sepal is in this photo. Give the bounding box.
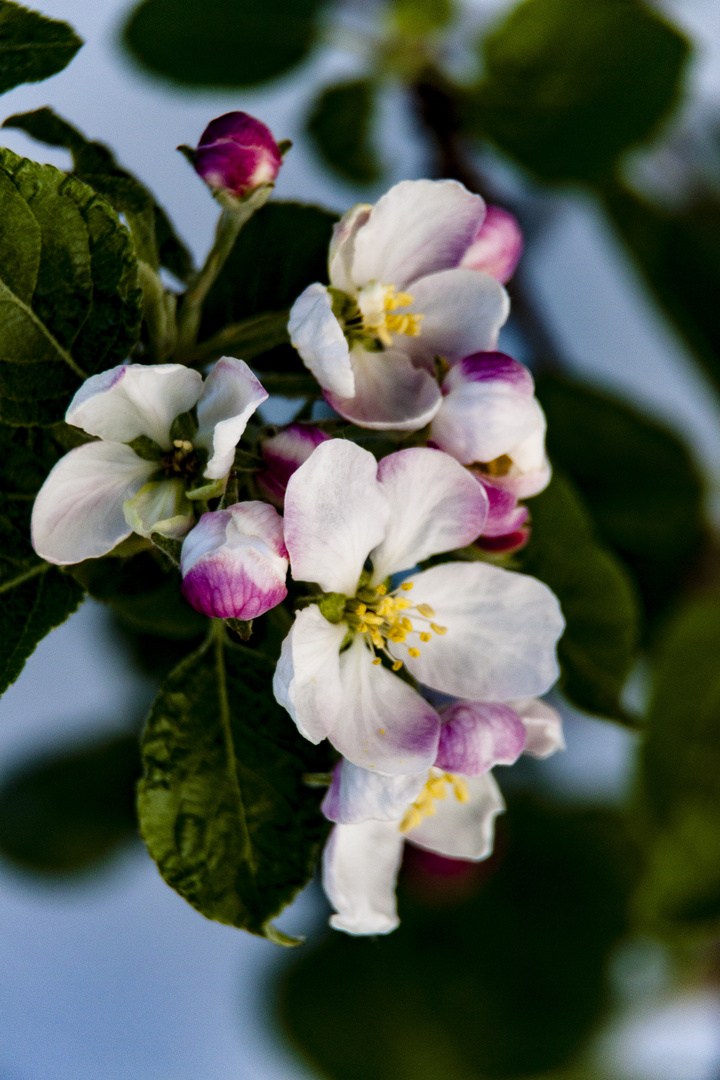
[127,434,163,461]
[150,532,182,566]
[186,476,225,501]
[318,592,347,624]
[226,617,253,641]
[169,407,198,444]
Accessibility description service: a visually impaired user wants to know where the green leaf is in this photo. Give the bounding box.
[0,734,140,874]
[537,374,707,626]
[518,472,640,721]
[469,0,689,182]
[0,0,82,95]
[0,148,142,426]
[200,201,337,373]
[390,0,456,35]
[3,107,193,282]
[138,632,330,938]
[307,80,381,185]
[122,0,322,88]
[635,597,720,934]
[279,798,636,1080]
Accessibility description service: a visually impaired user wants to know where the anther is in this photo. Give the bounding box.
[408,647,420,658]
[417,603,435,617]
[420,632,431,642]
[431,623,447,635]
[392,660,402,671]
[400,582,413,591]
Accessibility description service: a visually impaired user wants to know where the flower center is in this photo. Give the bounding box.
[400,771,469,834]
[344,581,447,670]
[331,282,424,350]
[161,439,199,480]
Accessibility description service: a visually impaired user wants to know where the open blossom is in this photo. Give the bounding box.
[180,502,288,619]
[192,111,282,200]
[255,423,330,507]
[322,697,564,935]
[31,358,267,565]
[273,439,564,776]
[287,180,511,431]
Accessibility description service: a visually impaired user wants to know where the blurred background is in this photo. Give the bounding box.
[3,0,720,1076]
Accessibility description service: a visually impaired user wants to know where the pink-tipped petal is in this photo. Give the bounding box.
[323,820,404,935]
[436,701,527,775]
[325,345,442,432]
[256,424,330,507]
[460,205,524,284]
[322,759,427,824]
[195,357,268,480]
[407,773,504,861]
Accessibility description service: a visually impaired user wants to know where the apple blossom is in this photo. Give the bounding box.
[192,111,283,200]
[287,180,511,431]
[322,696,564,935]
[273,439,564,776]
[31,358,267,565]
[255,423,330,507]
[180,502,288,619]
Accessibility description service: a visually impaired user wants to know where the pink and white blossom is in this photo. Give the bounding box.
[255,423,330,506]
[288,180,511,431]
[31,358,267,565]
[273,439,564,776]
[180,502,288,619]
[322,696,563,935]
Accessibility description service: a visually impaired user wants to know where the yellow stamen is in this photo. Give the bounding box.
[431,623,447,635]
[408,647,420,658]
[417,603,435,617]
[420,632,431,642]
[400,582,414,591]
[376,584,387,595]
[372,657,382,666]
[400,772,469,834]
[392,659,402,672]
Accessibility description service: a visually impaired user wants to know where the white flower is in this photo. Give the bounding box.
[273,439,564,776]
[288,180,510,431]
[322,697,564,935]
[31,358,267,565]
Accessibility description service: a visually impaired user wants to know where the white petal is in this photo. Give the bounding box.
[287,283,355,398]
[66,364,202,448]
[284,439,390,595]
[349,179,486,291]
[123,478,194,539]
[396,562,565,701]
[401,269,510,368]
[31,442,155,564]
[322,820,404,935]
[328,203,372,293]
[332,636,440,775]
[325,345,442,432]
[408,773,504,861]
[370,447,488,582]
[322,759,427,824]
[511,697,565,758]
[195,357,268,480]
[273,605,347,744]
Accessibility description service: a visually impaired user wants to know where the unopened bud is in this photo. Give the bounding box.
[460,205,523,284]
[192,111,283,200]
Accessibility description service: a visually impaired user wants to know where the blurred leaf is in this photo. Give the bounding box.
[200,201,337,373]
[519,472,640,722]
[0,423,84,697]
[122,0,322,88]
[0,0,82,95]
[538,374,706,626]
[307,80,381,185]
[138,633,330,939]
[0,148,141,426]
[3,107,193,282]
[468,0,689,182]
[0,734,139,874]
[391,0,455,35]
[279,798,635,1080]
[635,597,720,934]
[601,178,720,396]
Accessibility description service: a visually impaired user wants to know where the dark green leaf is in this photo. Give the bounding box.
[469,0,689,182]
[635,598,720,934]
[519,472,640,721]
[3,107,193,282]
[0,734,140,874]
[122,0,322,88]
[138,633,330,938]
[279,798,636,1080]
[0,0,82,95]
[200,201,337,373]
[0,148,142,426]
[307,80,381,185]
[538,374,706,626]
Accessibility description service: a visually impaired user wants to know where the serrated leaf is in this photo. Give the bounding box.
[468,0,689,182]
[0,147,141,425]
[138,633,330,938]
[518,472,640,721]
[307,80,381,185]
[538,374,706,626]
[4,107,193,282]
[0,0,82,95]
[122,0,322,88]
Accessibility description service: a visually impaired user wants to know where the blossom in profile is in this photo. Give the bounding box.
[322,697,564,935]
[192,111,283,200]
[180,502,288,619]
[460,205,524,284]
[288,180,510,431]
[255,423,330,507]
[32,359,267,565]
[273,439,564,776]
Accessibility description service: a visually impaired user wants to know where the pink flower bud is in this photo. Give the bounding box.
[460,205,523,284]
[180,502,288,619]
[256,423,330,507]
[193,112,282,199]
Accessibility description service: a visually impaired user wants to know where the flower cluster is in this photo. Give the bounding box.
[31,143,564,936]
